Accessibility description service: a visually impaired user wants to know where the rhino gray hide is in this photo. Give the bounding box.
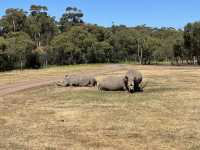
[57,75,97,87]
[125,69,143,92]
[97,76,133,92]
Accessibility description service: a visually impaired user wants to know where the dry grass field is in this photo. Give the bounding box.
[0,64,105,87]
[1,64,200,150]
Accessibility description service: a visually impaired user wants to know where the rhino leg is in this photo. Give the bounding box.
[71,82,79,86]
[134,83,143,92]
[89,79,97,87]
[56,81,66,87]
[78,77,97,87]
[97,83,109,91]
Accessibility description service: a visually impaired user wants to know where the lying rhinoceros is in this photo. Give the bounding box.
[57,75,97,87]
[97,76,134,92]
[125,69,143,92]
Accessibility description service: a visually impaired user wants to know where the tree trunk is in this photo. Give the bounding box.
[193,56,196,65]
[140,49,143,65]
[38,33,41,47]
[20,57,23,71]
[186,59,189,64]
[137,40,140,63]
[34,33,37,46]
[181,58,184,64]
[45,54,48,68]
[197,56,200,65]
[176,57,179,65]
[12,19,16,32]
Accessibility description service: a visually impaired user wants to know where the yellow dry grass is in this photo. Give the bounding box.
[0,64,104,87]
[1,64,200,150]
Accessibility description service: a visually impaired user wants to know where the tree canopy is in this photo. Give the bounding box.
[0,4,199,71]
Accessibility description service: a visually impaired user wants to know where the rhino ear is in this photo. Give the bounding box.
[123,76,128,83]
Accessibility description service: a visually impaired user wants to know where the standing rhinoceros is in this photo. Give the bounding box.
[57,75,97,87]
[97,76,134,92]
[125,69,143,92]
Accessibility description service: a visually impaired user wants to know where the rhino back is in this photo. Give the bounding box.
[78,76,91,86]
[126,70,142,84]
[64,75,79,86]
[65,75,96,87]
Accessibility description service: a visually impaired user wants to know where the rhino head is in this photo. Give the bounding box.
[123,76,134,93]
[125,70,143,92]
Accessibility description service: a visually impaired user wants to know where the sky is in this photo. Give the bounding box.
[0,0,200,29]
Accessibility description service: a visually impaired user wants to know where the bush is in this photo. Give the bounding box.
[0,54,16,71]
[25,51,42,69]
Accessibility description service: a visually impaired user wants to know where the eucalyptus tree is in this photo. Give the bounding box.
[141,36,161,64]
[6,32,35,70]
[30,5,48,16]
[0,37,12,71]
[0,37,8,53]
[59,6,84,32]
[110,28,139,62]
[184,22,200,64]
[0,8,27,33]
[25,5,58,47]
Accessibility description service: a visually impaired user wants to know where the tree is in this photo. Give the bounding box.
[93,41,113,63]
[86,25,112,42]
[186,22,200,63]
[1,4,199,71]
[0,37,8,53]
[157,28,183,62]
[0,26,5,36]
[110,28,138,62]
[141,36,161,64]
[6,32,35,70]
[184,22,200,64]
[173,39,184,64]
[0,37,16,71]
[25,5,58,47]
[59,7,84,32]
[51,26,89,64]
[50,26,113,64]
[30,5,48,16]
[0,8,27,33]
[26,47,43,69]
[134,26,183,63]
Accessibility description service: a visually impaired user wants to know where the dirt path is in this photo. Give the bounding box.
[0,77,63,97]
[0,64,127,97]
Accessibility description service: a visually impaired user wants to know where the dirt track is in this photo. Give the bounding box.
[0,64,127,96]
[0,77,62,96]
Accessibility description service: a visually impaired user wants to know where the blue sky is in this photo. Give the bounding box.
[0,0,200,28]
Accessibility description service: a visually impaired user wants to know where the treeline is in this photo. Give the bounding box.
[0,5,199,71]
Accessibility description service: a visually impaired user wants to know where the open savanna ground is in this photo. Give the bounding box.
[1,64,200,150]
